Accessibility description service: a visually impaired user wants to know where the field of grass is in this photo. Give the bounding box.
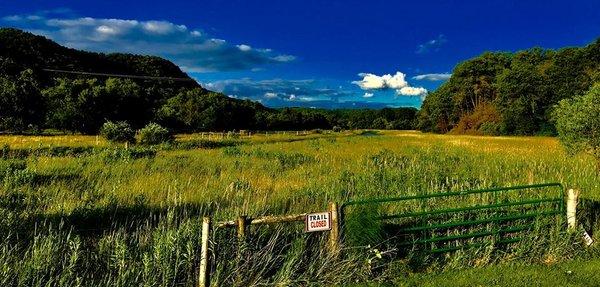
[362,258,600,287]
[1,130,599,286]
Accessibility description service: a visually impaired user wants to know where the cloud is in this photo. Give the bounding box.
[202,78,354,106]
[398,86,427,96]
[352,71,427,97]
[264,92,278,98]
[1,13,295,72]
[416,34,447,54]
[412,73,451,81]
[200,77,424,109]
[352,72,408,90]
[237,44,252,52]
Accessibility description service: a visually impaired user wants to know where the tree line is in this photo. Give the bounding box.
[0,71,417,133]
[417,38,600,135]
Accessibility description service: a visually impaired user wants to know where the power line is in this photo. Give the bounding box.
[42,68,196,82]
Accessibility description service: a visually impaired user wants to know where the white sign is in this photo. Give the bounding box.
[305,212,331,232]
[583,230,594,247]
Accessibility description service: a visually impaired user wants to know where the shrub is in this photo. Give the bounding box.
[100,121,135,143]
[451,103,502,135]
[138,123,174,145]
[553,83,600,170]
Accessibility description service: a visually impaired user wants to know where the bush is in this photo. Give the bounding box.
[553,83,600,170]
[451,103,502,135]
[100,121,135,143]
[138,123,174,145]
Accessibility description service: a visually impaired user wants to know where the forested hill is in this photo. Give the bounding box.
[0,28,417,134]
[0,28,195,86]
[417,38,600,135]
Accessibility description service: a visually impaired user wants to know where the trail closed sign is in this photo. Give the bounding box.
[305,212,331,232]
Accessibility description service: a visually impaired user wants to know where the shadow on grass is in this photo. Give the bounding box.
[1,200,219,241]
[579,199,600,236]
[341,203,594,272]
[356,130,381,136]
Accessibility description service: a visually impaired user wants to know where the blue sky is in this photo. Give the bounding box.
[1,0,599,109]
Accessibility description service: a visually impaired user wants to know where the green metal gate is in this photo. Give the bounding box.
[341,183,565,254]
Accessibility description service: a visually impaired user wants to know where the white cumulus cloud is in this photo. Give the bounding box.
[353,71,427,97]
[142,20,186,35]
[352,72,408,90]
[96,25,119,35]
[398,86,428,96]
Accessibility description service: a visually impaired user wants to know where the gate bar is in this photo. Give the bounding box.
[343,183,564,207]
[398,210,561,233]
[377,197,562,220]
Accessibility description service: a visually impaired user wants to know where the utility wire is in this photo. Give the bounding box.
[42,68,195,82]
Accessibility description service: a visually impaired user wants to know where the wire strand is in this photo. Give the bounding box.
[42,68,195,82]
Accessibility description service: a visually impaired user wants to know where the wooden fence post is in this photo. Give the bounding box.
[237,216,247,241]
[567,188,580,231]
[235,216,247,285]
[328,202,340,256]
[199,217,211,287]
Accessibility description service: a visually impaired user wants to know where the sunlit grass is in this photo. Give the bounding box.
[0,134,108,148]
[1,130,599,286]
[5,130,597,216]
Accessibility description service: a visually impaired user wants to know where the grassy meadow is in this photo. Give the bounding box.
[1,130,599,286]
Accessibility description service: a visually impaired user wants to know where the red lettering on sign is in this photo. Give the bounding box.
[305,212,331,232]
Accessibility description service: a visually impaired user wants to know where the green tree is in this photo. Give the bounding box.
[0,69,43,132]
[43,78,108,134]
[104,78,146,127]
[417,39,600,135]
[371,117,389,129]
[158,88,263,131]
[495,49,552,135]
[553,83,600,170]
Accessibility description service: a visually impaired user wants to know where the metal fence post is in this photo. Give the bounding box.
[199,217,211,287]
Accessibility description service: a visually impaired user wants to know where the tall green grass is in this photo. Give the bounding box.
[0,131,599,285]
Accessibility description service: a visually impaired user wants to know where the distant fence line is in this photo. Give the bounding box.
[195,130,315,139]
